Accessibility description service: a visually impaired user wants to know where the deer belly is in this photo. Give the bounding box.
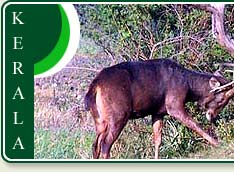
[131,96,164,116]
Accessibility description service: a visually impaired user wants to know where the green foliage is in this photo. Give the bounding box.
[76,4,234,66]
[77,38,102,57]
[76,4,177,60]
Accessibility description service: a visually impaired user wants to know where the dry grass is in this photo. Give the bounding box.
[34,54,118,159]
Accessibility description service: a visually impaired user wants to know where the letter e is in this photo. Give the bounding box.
[13,37,23,50]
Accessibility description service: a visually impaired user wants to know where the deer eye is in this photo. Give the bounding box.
[218,97,225,103]
[215,93,225,102]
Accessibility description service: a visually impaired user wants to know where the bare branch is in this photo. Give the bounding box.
[149,35,205,59]
[222,63,234,68]
[216,62,234,74]
[211,63,234,93]
[192,4,218,14]
[64,67,100,72]
[104,49,116,66]
[194,4,234,55]
[210,81,234,93]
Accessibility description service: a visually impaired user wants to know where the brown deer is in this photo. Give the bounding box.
[84,58,234,159]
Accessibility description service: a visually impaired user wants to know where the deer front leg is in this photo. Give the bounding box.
[152,119,163,159]
[166,97,218,147]
[168,109,218,146]
[152,115,164,159]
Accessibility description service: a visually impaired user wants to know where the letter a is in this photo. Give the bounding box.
[12,12,24,24]
[12,87,24,100]
[12,137,24,150]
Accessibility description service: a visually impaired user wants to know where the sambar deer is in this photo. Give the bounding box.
[84,58,234,159]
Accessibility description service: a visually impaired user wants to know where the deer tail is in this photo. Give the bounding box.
[84,79,99,111]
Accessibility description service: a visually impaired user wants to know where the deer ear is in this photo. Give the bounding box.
[209,77,220,89]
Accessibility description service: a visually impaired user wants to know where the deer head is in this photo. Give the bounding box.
[205,64,234,122]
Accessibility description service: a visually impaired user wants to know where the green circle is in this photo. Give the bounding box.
[34,5,70,75]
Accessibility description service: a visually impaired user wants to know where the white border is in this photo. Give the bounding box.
[2,1,234,162]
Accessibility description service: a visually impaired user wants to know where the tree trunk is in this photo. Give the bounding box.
[194,4,234,56]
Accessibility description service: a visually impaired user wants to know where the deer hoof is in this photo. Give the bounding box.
[211,139,219,147]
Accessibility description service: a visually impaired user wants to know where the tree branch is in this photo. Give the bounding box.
[194,4,234,56]
[64,67,100,72]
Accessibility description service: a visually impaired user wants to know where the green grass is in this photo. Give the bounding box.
[34,119,234,159]
[34,129,95,159]
[188,141,234,159]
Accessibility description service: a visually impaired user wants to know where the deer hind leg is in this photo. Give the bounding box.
[92,120,108,159]
[152,115,164,159]
[92,113,130,159]
[93,86,131,159]
[92,119,112,159]
[101,119,129,159]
